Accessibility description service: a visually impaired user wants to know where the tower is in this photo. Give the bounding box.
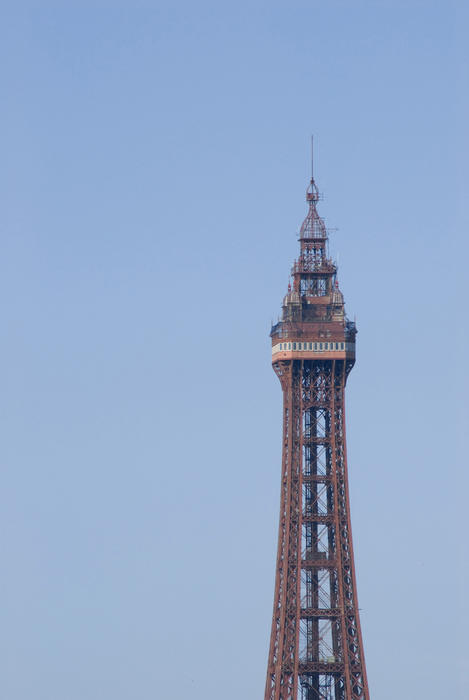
[265,165,369,700]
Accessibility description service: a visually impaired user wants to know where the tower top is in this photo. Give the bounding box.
[270,145,357,363]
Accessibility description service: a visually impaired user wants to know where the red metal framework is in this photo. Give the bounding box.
[265,172,369,700]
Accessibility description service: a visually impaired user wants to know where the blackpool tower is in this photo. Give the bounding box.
[264,162,369,700]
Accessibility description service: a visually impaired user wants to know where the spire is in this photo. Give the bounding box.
[288,148,337,306]
[306,135,320,204]
[301,137,326,240]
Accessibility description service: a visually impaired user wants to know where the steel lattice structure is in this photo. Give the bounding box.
[265,171,369,700]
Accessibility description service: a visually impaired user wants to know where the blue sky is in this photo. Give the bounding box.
[1,1,468,698]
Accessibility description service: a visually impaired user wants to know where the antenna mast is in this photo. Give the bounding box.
[311,135,314,182]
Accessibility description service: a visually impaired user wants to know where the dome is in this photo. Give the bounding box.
[283,289,301,306]
[331,287,344,305]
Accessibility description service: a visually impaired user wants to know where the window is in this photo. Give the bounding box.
[320,343,323,350]
[288,343,291,350]
[309,343,312,350]
[314,343,317,350]
[279,343,283,350]
[341,342,344,350]
[293,342,297,350]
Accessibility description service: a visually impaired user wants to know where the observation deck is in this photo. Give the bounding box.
[271,319,357,364]
[271,338,355,363]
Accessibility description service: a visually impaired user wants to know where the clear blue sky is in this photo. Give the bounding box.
[1,1,468,698]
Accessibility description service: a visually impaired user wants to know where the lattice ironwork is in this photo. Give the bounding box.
[265,171,369,700]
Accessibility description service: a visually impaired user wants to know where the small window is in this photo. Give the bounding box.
[288,343,291,350]
[335,342,339,350]
[298,342,301,350]
[279,343,283,350]
[341,342,344,350]
[293,342,297,350]
[309,343,312,350]
[314,343,317,350]
[320,342,323,350]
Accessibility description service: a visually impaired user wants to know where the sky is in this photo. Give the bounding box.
[1,1,468,698]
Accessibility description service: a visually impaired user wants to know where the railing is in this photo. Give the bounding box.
[291,259,335,275]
